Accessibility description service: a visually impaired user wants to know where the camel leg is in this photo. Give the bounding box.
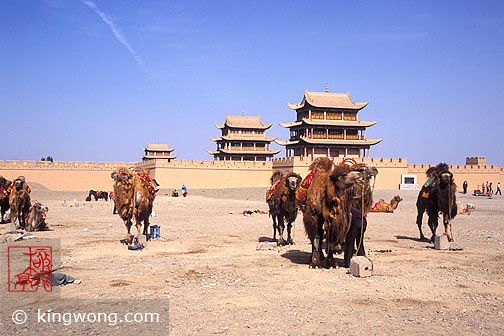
[310,217,325,268]
[271,214,277,241]
[416,200,427,241]
[286,221,294,245]
[427,211,438,242]
[134,217,142,238]
[326,248,336,268]
[443,213,452,242]
[124,218,133,242]
[143,218,150,238]
[276,214,286,246]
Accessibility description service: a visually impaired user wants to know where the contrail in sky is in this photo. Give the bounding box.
[82,0,145,70]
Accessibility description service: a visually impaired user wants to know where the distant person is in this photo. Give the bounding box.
[482,182,486,193]
[496,182,502,195]
[489,182,493,194]
[181,185,188,197]
[171,188,179,197]
[486,181,489,193]
[463,181,468,194]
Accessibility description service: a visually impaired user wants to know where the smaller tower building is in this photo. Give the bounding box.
[142,144,176,163]
[207,115,280,161]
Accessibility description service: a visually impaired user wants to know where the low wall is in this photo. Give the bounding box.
[0,160,273,191]
[409,164,504,192]
[142,160,273,189]
[0,160,138,191]
[1,159,502,192]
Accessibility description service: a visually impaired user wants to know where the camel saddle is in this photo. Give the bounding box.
[267,181,281,201]
[296,170,316,203]
[136,172,159,196]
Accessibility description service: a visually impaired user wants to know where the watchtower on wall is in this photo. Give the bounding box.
[276,87,382,160]
[141,144,176,163]
[207,115,281,161]
[466,157,487,165]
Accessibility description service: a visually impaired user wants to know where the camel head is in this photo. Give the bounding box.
[426,166,437,177]
[13,179,23,192]
[329,164,363,190]
[111,167,133,185]
[31,202,48,215]
[392,195,403,203]
[351,163,378,181]
[270,170,283,185]
[285,172,301,192]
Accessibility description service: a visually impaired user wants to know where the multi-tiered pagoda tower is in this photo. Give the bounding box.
[207,115,280,161]
[276,88,382,159]
[141,144,176,163]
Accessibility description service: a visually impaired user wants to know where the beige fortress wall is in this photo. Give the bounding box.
[138,160,273,189]
[409,164,504,192]
[1,159,503,192]
[273,157,409,190]
[0,160,138,191]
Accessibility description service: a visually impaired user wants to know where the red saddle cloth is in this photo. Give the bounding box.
[296,170,316,203]
[136,172,159,196]
[0,184,9,197]
[267,181,281,201]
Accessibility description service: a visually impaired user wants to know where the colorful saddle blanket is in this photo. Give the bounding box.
[296,170,316,203]
[137,172,159,195]
[370,202,380,212]
[0,184,9,197]
[267,181,280,201]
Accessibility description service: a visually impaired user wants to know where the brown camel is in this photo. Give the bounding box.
[350,163,378,216]
[0,176,12,223]
[111,167,155,242]
[9,178,31,229]
[303,163,362,268]
[416,163,457,242]
[371,195,403,213]
[308,157,334,173]
[267,172,302,245]
[25,202,49,231]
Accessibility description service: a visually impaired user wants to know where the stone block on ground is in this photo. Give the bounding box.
[434,234,449,250]
[350,256,373,277]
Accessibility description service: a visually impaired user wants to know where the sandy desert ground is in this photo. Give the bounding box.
[1,184,503,335]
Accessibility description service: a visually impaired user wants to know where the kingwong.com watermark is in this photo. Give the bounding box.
[12,308,160,326]
[2,299,170,333]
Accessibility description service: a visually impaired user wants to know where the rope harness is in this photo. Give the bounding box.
[353,172,376,257]
[448,178,454,241]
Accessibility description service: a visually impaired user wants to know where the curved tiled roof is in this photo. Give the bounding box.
[280,119,377,128]
[211,148,281,155]
[276,137,382,146]
[210,135,277,142]
[143,144,174,152]
[287,90,368,110]
[216,115,272,130]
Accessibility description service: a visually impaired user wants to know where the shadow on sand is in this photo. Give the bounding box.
[258,236,275,243]
[280,249,311,265]
[280,249,346,268]
[395,235,430,242]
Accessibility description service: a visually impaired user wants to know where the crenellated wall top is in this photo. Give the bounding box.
[272,157,408,167]
[0,160,139,170]
[409,164,503,172]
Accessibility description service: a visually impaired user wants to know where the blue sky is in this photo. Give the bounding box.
[1,0,503,166]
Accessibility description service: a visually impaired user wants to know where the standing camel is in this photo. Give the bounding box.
[416,163,457,241]
[267,172,302,245]
[303,164,362,268]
